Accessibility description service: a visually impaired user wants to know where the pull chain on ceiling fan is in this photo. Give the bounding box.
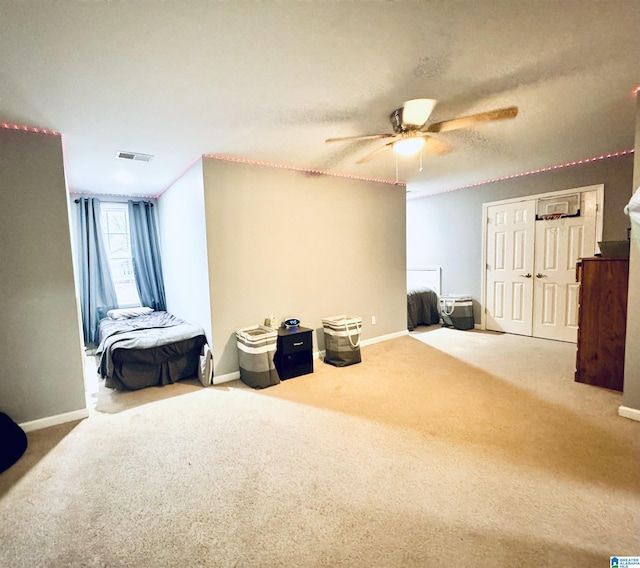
[325,98,518,165]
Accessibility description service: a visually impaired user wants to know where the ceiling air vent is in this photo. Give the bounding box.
[116,151,154,162]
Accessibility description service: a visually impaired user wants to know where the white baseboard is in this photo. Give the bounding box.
[213,330,409,385]
[361,329,409,346]
[20,408,89,433]
[213,371,240,385]
[315,330,409,361]
[618,405,640,422]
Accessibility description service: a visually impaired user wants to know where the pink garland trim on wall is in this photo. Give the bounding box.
[1,122,59,136]
[202,154,405,187]
[429,149,635,196]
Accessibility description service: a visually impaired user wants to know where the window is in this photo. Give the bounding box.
[100,202,141,307]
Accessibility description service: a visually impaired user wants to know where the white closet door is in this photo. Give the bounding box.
[532,191,597,342]
[485,200,536,335]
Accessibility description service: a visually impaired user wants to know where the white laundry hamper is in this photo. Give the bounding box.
[322,315,362,367]
[236,325,280,388]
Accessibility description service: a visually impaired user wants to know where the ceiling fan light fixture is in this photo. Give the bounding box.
[393,136,425,156]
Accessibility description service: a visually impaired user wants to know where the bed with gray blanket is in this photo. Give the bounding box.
[96,310,207,391]
[407,288,440,331]
[407,268,441,331]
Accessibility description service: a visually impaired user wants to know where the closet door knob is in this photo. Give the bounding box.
[536,273,545,278]
[520,273,532,278]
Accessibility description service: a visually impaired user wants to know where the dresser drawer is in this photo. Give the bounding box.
[279,330,312,354]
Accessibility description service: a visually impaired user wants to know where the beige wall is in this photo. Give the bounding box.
[622,97,640,412]
[0,128,86,423]
[202,158,407,376]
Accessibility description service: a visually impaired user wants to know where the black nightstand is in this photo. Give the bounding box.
[274,327,313,380]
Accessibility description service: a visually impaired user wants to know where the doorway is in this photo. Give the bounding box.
[482,185,603,342]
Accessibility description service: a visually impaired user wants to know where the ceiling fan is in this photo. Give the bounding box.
[325,99,518,164]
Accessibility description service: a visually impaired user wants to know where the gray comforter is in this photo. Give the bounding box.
[96,311,206,380]
[407,288,440,331]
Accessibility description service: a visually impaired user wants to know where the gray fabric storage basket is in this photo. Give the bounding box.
[322,315,362,367]
[236,325,280,388]
[439,296,474,330]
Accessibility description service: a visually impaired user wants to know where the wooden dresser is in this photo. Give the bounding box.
[575,257,629,391]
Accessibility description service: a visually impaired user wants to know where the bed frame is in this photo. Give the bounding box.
[97,311,207,391]
[407,267,441,295]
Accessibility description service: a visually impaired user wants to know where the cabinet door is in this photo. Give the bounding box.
[575,259,628,391]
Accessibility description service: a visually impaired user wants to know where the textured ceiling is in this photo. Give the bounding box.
[1,1,638,199]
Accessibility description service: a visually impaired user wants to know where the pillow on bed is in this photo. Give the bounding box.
[107,307,154,320]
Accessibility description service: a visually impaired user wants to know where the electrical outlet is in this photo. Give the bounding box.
[371,316,376,325]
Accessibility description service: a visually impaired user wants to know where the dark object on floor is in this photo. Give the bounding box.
[0,412,28,473]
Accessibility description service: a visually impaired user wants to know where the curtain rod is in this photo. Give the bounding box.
[74,198,153,206]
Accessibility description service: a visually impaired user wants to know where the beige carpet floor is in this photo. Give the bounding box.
[1,328,638,567]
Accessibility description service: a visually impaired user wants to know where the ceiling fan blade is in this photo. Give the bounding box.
[325,133,394,143]
[355,140,396,164]
[402,98,438,126]
[424,106,518,133]
[421,134,453,156]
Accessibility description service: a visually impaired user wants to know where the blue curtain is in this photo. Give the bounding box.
[128,200,167,311]
[76,198,118,346]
